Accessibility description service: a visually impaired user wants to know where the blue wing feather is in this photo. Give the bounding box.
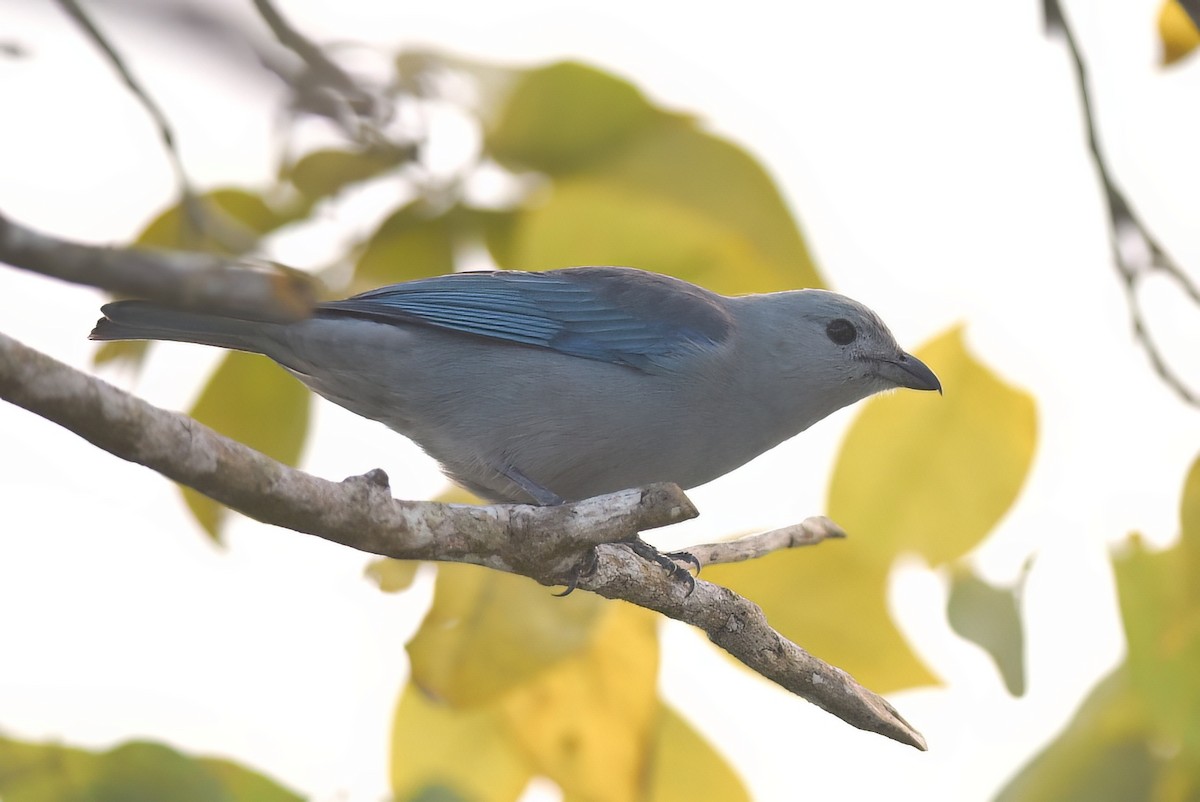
[318,267,735,371]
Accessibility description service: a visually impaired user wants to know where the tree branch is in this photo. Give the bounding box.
[0,330,926,751]
[0,210,315,322]
[250,0,386,138]
[1047,0,1200,407]
[682,517,847,568]
[53,0,194,200]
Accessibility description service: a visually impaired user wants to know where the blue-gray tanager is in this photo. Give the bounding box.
[91,267,940,507]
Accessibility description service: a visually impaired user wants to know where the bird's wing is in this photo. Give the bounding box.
[318,267,735,372]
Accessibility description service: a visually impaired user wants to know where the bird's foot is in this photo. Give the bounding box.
[627,537,698,595]
[553,547,599,597]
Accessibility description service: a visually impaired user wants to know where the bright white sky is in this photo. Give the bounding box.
[2,1,1199,800]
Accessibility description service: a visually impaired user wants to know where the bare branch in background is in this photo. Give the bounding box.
[681,517,847,568]
[1046,0,1200,408]
[0,210,316,321]
[0,330,927,751]
[53,0,194,201]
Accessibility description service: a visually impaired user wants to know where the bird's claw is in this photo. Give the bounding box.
[627,537,698,596]
[553,547,599,597]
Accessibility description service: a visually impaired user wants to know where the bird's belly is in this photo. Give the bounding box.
[272,319,756,503]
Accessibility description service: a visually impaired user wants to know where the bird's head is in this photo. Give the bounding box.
[742,289,941,425]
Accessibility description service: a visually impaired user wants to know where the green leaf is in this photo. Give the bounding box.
[999,457,1200,800]
[286,146,411,200]
[0,735,301,802]
[994,670,1159,802]
[407,563,606,706]
[183,352,311,541]
[365,558,421,593]
[353,203,459,291]
[645,705,749,802]
[497,126,820,294]
[947,564,1028,696]
[390,681,531,802]
[1113,455,1200,761]
[485,60,821,293]
[487,61,661,173]
[708,327,1037,691]
[137,188,302,254]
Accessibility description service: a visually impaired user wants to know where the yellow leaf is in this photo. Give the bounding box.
[506,177,809,296]
[390,682,531,802]
[709,326,1037,691]
[353,203,459,291]
[137,188,303,254]
[707,544,933,691]
[365,558,421,593]
[644,705,749,802]
[829,325,1037,563]
[1159,1,1200,65]
[487,61,822,294]
[182,352,311,541]
[499,604,659,802]
[407,563,606,706]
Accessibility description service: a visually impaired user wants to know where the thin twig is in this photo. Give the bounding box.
[0,330,926,751]
[54,0,194,201]
[681,517,847,567]
[1047,0,1200,407]
[250,0,383,136]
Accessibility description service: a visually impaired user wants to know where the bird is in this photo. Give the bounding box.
[91,266,941,509]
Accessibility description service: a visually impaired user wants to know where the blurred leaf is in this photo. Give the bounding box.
[407,563,606,706]
[365,558,421,593]
[198,755,306,802]
[137,188,302,254]
[1159,0,1200,65]
[993,669,1159,802]
[501,604,659,802]
[353,203,459,291]
[486,60,821,293]
[644,705,750,802]
[92,338,148,368]
[182,352,311,541]
[390,681,531,802]
[830,326,1037,561]
[90,742,232,802]
[709,326,1037,691]
[999,457,1200,800]
[1113,455,1200,761]
[0,735,301,802]
[286,146,410,199]
[402,785,474,802]
[947,564,1028,696]
[432,483,485,505]
[487,61,661,173]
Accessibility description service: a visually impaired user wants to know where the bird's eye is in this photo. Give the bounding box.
[826,318,857,345]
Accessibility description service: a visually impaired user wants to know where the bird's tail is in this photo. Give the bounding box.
[90,300,270,355]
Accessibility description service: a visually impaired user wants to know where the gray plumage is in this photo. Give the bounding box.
[90,266,940,505]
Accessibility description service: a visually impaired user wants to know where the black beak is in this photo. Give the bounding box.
[885,352,942,394]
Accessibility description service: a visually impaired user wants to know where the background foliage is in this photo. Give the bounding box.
[1,2,1198,801]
